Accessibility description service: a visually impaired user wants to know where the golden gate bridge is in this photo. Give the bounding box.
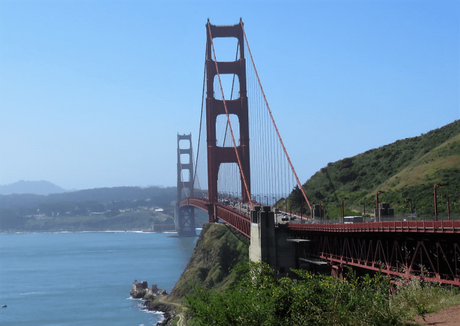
[175,19,460,287]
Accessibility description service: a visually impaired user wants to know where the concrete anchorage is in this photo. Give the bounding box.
[249,206,299,277]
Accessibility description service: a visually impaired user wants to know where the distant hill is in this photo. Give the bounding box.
[0,180,67,196]
[0,186,177,211]
[287,120,460,219]
[0,186,183,232]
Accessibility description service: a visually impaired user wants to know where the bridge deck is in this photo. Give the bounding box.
[289,220,460,234]
[180,199,460,285]
[180,198,251,238]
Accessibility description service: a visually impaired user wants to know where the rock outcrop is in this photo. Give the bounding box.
[130,280,173,325]
[130,280,167,299]
[129,223,249,325]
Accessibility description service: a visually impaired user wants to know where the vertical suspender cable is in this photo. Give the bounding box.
[241,22,312,211]
[193,44,208,198]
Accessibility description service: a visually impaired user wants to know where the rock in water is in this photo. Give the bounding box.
[130,280,167,299]
[130,280,148,298]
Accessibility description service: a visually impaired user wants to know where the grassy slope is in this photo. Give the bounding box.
[381,133,460,190]
[290,120,460,219]
[168,223,249,300]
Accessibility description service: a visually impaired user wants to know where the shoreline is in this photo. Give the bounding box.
[0,228,202,235]
[0,230,179,234]
[130,280,176,326]
[144,298,175,326]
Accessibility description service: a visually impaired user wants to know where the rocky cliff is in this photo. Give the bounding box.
[169,222,249,299]
[135,222,249,325]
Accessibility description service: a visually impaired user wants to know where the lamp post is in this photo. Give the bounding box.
[300,203,306,221]
[290,205,295,219]
[405,198,413,216]
[434,184,444,221]
[441,195,450,220]
[375,191,385,222]
[341,197,349,223]
[359,202,366,216]
[320,201,324,221]
[264,196,268,206]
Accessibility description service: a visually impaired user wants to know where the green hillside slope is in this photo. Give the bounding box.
[169,223,249,299]
[288,120,460,220]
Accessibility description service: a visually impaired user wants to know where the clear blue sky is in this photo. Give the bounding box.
[0,0,458,190]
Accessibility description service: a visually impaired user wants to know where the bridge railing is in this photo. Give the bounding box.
[179,198,251,238]
[180,198,209,211]
[214,204,250,238]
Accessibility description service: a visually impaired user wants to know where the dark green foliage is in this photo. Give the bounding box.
[291,185,306,206]
[185,262,405,326]
[288,120,460,219]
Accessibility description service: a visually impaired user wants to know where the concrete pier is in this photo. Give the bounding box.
[249,206,297,276]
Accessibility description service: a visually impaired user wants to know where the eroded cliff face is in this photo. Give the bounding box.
[169,223,249,299]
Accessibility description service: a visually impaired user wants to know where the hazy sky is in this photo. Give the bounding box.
[0,0,458,190]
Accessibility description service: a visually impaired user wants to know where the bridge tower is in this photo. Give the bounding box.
[206,20,251,213]
[176,133,196,237]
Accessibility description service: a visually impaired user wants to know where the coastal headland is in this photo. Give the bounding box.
[131,222,249,325]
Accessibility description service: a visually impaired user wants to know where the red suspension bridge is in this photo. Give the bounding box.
[175,20,460,286]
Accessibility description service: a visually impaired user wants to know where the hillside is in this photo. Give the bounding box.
[169,223,249,299]
[143,223,249,325]
[0,186,177,211]
[0,186,179,231]
[288,120,460,219]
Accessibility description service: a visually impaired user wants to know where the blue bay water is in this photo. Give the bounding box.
[0,231,198,326]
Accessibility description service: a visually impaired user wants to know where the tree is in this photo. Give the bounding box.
[291,185,305,207]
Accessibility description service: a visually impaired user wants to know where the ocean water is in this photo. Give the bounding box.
[0,231,199,326]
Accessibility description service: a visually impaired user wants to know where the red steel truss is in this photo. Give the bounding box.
[289,221,460,286]
[289,220,460,234]
[180,201,460,285]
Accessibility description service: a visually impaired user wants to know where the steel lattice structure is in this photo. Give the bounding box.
[289,221,460,286]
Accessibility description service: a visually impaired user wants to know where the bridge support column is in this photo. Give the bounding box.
[177,205,196,237]
[176,134,196,237]
[249,206,297,276]
[206,20,251,204]
[206,203,217,223]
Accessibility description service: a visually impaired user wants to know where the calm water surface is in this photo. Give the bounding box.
[0,231,198,326]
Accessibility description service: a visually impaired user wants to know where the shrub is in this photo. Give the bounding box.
[185,263,407,325]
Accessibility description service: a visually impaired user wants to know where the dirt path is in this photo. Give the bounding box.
[411,305,460,325]
[157,295,186,326]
